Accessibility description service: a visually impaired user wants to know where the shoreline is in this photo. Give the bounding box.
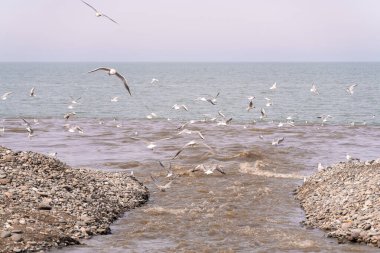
[296,159,380,247]
[0,146,149,253]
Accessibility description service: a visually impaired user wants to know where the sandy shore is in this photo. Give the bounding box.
[0,147,149,253]
[296,159,380,247]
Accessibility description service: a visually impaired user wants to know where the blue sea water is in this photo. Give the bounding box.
[0,62,379,124]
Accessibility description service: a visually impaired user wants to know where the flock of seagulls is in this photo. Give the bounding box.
[0,1,369,193]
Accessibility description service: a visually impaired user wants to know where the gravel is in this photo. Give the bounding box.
[0,146,149,252]
[296,159,380,247]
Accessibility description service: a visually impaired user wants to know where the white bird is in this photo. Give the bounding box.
[317,115,332,126]
[21,118,34,138]
[70,96,81,104]
[88,67,131,96]
[218,110,226,118]
[146,112,158,119]
[216,117,233,126]
[172,104,188,111]
[246,98,255,112]
[111,96,119,102]
[260,108,266,119]
[310,83,319,95]
[172,140,213,159]
[150,174,172,192]
[151,78,159,84]
[177,128,205,140]
[159,161,174,178]
[346,84,358,95]
[270,82,277,90]
[48,152,58,157]
[30,87,35,97]
[317,163,324,171]
[81,0,118,24]
[346,153,360,162]
[64,112,76,120]
[1,92,12,100]
[265,98,273,107]
[272,137,285,146]
[193,164,226,175]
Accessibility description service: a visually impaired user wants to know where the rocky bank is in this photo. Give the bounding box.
[296,159,380,247]
[0,146,149,253]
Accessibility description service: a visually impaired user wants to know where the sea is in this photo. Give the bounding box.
[1,62,380,252]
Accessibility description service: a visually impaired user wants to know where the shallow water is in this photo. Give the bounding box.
[1,118,380,252]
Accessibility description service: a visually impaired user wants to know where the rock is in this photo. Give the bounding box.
[11,230,23,234]
[11,234,23,242]
[1,231,11,238]
[0,178,11,185]
[38,203,52,210]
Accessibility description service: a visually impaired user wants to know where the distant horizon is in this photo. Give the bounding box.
[1,0,380,62]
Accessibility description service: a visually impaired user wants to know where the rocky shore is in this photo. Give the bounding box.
[296,159,380,247]
[0,147,149,253]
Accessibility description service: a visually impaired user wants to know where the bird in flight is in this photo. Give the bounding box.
[81,0,118,24]
[88,67,131,96]
[1,92,12,100]
[270,82,277,90]
[310,83,319,95]
[346,84,358,95]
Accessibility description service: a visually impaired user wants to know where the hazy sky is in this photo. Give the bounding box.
[1,0,380,62]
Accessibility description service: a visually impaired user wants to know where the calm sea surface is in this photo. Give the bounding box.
[1,63,380,252]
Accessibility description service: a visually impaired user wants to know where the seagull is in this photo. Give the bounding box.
[346,153,360,162]
[1,92,12,100]
[272,137,285,146]
[21,118,34,138]
[193,164,226,175]
[64,112,76,120]
[172,104,188,111]
[159,161,174,178]
[172,140,213,159]
[246,98,255,112]
[317,115,332,126]
[346,84,358,95]
[264,98,273,107]
[111,96,119,102]
[81,0,118,24]
[146,112,158,119]
[88,67,131,96]
[217,117,232,126]
[177,128,205,140]
[150,174,172,192]
[70,96,81,104]
[151,78,159,84]
[48,152,58,157]
[30,87,35,97]
[317,163,324,171]
[310,83,319,95]
[270,82,277,90]
[260,108,266,119]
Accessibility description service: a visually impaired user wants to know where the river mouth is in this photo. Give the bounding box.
[2,119,380,252]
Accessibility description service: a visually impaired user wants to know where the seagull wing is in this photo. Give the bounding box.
[81,0,98,13]
[102,14,118,24]
[21,118,31,127]
[115,72,132,96]
[88,67,110,73]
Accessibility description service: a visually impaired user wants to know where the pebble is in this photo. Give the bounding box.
[11,234,23,242]
[1,231,11,238]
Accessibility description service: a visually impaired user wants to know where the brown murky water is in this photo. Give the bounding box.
[2,118,380,252]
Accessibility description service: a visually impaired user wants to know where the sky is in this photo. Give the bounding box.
[1,0,380,62]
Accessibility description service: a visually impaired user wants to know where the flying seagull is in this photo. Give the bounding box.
[150,174,172,192]
[270,82,277,90]
[88,67,131,96]
[30,87,35,97]
[272,137,285,146]
[346,84,358,95]
[192,164,226,175]
[151,78,159,84]
[310,83,319,95]
[81,0,118,24]
[1,92,12,100]
[159,161,174,178]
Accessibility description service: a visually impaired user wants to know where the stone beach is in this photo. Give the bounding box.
[0,146,149,252]
[296,159,380,247]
